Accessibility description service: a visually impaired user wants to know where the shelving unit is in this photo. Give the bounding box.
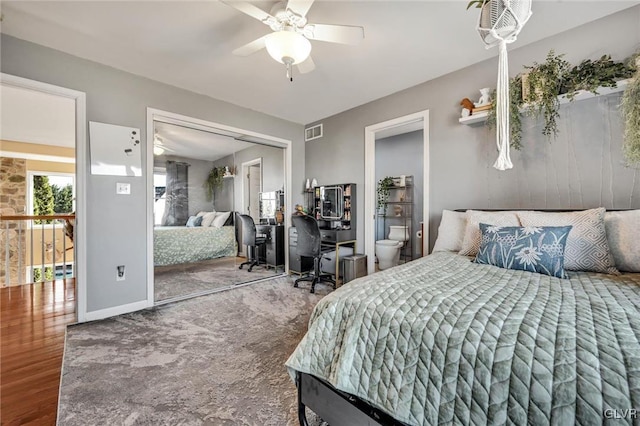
[459,79,629,126]
[377,176,413,264]
[294,183,357,283]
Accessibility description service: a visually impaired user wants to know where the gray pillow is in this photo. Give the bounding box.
[433,210,467,253]
[604,210,640,273]
[518,208,619,275]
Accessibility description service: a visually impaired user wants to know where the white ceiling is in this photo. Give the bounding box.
[154,121,256,161]
[0,84,76,147]
[2,1,638,125]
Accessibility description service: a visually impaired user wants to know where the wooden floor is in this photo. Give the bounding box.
[1,279,76,426]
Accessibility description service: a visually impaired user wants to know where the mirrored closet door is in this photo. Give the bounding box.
[152,120,286,303]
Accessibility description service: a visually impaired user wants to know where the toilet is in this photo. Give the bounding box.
[376,225,409,270]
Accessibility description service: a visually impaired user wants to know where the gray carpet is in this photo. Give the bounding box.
[59,277,332,425]
[154,256,280,301]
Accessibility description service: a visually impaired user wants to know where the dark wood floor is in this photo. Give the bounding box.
[1,279,76,426]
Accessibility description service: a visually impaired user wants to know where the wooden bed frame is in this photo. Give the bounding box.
[295,208,634,426]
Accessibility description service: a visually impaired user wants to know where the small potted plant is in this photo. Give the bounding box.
[376,176,395,213]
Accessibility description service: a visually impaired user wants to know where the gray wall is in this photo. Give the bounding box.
[213,144,285,215]
[154,155,214,216]
[375,130,424,258]
[305,6,640,252]
[1,34,304,314]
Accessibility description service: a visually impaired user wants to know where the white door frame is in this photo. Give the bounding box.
[364,109,430,274]
[146,108,292,306]
[241,158,263,218]
[1,73,88,322]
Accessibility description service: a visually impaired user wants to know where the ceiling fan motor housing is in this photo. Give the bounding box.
[269,1,308,31]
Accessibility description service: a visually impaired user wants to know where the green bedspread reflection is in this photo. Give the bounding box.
[154,225,236,266]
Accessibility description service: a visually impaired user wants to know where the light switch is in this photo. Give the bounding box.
[116,183,131,195]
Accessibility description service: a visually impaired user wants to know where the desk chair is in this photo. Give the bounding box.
[238,214,266,272]
[292,214,336,293]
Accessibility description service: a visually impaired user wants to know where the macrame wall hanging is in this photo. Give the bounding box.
[477,0,532,170]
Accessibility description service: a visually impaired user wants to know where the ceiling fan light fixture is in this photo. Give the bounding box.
[153,146,165,156]
[264,30,311,65]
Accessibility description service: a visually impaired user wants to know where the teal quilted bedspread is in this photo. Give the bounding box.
[153,226,236,266]
[286,252,640,425]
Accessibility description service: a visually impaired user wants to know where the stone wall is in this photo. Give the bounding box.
[1,157,27,286]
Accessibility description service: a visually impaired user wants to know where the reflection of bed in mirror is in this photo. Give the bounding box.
[153,223,236,266]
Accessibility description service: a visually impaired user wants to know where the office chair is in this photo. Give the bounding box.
[238,214,266,272]
[292,214,336,293]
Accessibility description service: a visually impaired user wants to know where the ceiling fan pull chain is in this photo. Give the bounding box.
[286,61,293,82]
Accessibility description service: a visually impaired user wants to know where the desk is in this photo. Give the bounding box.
[322,239,356,287]
[256,224,285,270]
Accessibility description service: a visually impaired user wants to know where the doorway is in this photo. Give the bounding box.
[242,158,262,221]
[0,73,87,321]
[364,110,430,274]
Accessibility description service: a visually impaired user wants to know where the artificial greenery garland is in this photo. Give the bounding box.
[487,50,635,151]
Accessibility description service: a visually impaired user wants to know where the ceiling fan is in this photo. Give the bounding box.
[222,0,365,81]
[153,132,175,156]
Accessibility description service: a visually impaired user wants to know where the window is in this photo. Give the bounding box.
[28,171,75,224]
[154,171,166,225]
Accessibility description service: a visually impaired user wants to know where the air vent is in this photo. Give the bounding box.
[305,124,323,141]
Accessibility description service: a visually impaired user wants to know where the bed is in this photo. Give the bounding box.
[153,225,236,266]
[286,212,640,425]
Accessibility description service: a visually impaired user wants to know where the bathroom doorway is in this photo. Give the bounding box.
[364,110,430,274]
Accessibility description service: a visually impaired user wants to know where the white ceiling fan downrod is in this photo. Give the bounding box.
[477,0,532,171]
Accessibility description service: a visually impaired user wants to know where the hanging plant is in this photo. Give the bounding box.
[487,74,524,150]
[204,166,225,201]
[521,50,571,138]
[376,177,395,211]
[622,55,640,165]
[466,0,488,9]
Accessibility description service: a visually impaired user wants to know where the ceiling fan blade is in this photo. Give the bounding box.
[286,0,314,18]
[221,1,275,23]
[232,35,267,56]
[305,24,364,45]
[297,56,315,74]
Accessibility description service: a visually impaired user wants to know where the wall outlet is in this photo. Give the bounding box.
[116,265,126,281]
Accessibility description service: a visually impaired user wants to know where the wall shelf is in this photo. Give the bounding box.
[459,111,489,125]
[458,79,630,126]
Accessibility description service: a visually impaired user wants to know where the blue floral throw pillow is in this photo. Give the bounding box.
[474,223,573,279]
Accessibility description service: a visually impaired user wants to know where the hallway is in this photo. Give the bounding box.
[1,279,75,425]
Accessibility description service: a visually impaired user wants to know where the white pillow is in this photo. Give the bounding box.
[604,210,640,273]
[211,211,232,228]
[458,210,520,256]
[196,210,214,218]
[201,212,217,227]
[433,210,467,252]
[518,208,619,275]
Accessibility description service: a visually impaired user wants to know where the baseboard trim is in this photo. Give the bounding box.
[84,300,150,322]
